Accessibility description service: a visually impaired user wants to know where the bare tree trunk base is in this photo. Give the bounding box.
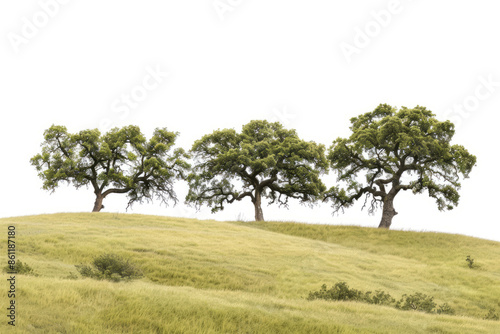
[92,195,104,212]
[378,196,397,229]
[254,190,264,221]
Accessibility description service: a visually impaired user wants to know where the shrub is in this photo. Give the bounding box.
[75,264,95,278]
[93,253,138,279]
[307,282,395,306]
[466,255,475,269]
[3,261,38,276]
[76,254,142,282]
[307,282,363,302]
[437,303,455,315]
[364,290,396,306]
[308,282,455,316]
[395,293,436,313]
[484,309,499,321]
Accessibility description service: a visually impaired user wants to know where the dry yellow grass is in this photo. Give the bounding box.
[0,213,499,333]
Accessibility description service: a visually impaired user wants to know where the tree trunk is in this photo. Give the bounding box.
[254,189,264,221]
[378,194,397,229]
[92,194,104,212]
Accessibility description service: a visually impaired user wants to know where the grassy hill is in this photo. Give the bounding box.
[1,213,499,333]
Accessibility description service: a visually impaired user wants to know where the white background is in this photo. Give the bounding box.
[1,1,499,241]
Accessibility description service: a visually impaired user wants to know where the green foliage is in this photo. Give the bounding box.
[309,283,455,315]
[466,255,475,268]
[307,282,364,302]
[483,309,499,321]
[395,293,436,313]
[31,125,190,211]
[76,254,142,282]
[437,303,455,315]
[307,282,395,306]
[93,253,139,279]
[364,290,396,305]
[186,120,328,220]
[75,264,96,278]
[3,261,38,276]
[325,104,476,228]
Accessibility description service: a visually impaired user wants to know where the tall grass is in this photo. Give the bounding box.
[0,213,499,333]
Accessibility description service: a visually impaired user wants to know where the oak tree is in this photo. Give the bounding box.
[186,120,328,221]
[325,104,476,229]
[31,125,189,212]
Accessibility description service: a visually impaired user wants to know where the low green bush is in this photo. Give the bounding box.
[395,293,436,313]
[364,290,396,306]
[436,303,455,315]
[484,309,499,321]
[308,282,454,315]
[3,261,38,276]
[466,255,475,269]
[307,282,364,302]
[76,254,142,282]
[307,282,394,306]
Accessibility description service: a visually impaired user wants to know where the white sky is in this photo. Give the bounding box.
[1,1,499,241]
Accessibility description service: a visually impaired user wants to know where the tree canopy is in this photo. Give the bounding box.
[324,104,476,229]
[31,125,189,212]
[186,120,328,221]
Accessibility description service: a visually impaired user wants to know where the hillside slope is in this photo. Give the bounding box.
[1,213,499,333]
